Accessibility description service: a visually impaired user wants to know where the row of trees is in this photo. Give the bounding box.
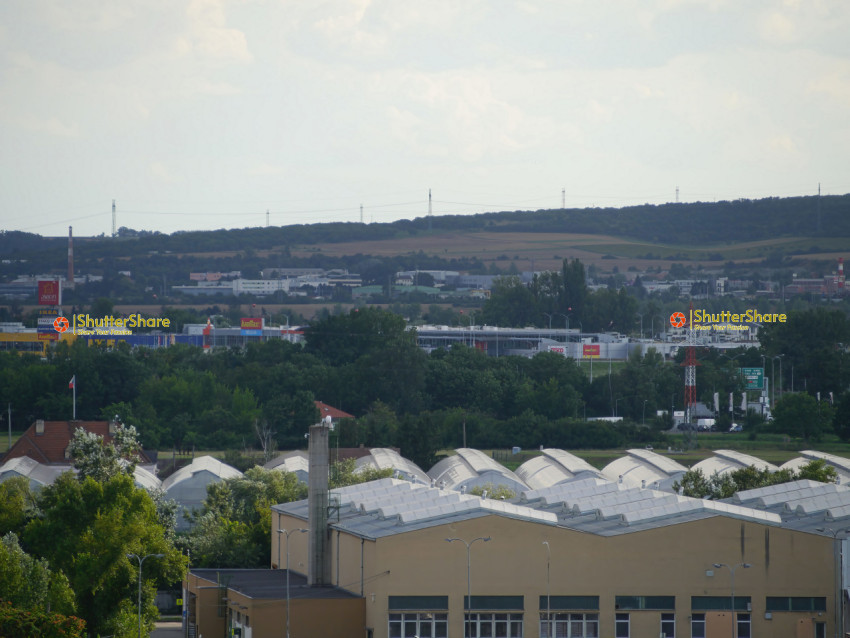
[2,294,850,456]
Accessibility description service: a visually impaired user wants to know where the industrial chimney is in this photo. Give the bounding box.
[67,226,75,289]
[307,417,332,586]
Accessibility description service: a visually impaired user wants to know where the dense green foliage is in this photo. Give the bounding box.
[0,601,85,638]
[3,302,850,456]
[13,473,186,638]
[674,459,838,499]
[0,532,76,616]
[184,462,393,569]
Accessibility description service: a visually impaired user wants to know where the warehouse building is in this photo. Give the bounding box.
[186,422,844,638]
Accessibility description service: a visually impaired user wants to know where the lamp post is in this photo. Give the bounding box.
[446,536,491,637]
[543,313,554,330]
[278,528,308,638]
[542,541,551,638]
[713,562,751,638]
[636,313,644,339]
[817,527,849,638]
[642,399,648,426]
[127,553,164,638]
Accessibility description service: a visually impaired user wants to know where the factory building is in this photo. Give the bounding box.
[185,427,846,638]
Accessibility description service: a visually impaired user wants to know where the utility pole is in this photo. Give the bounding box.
[112,199,117,237]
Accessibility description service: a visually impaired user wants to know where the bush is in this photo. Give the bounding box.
[0,601,85,638]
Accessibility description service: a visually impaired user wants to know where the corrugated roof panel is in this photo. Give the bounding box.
[520,477,611,503]
[596,494,683,520]
[825,504,850,521]
[703,501,782,524]
[792,492,850,516]
[571,489,664,516]
[540,481,622,507]
[757,484,846,508]
[732,479,824,503]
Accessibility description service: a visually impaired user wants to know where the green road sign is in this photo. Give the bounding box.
[741,367,764,390]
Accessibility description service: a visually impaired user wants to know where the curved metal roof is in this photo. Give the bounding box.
[601,449,687,491]
[779,450,850,485]
[161,455,242,490]
[691,449,778,477]
[427,448,528,493]
[515,449,604,489]
[355,448,430,484]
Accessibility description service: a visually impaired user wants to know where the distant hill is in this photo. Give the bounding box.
[2,194,849,268]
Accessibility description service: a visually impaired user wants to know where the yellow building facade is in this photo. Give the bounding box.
[188,476,841,638]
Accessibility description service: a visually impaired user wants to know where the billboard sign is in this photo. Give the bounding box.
[741,367,764,390]
[240,317,263,336]
[38,280,61,305]
[582,344,600,358]
[37,308,60,341]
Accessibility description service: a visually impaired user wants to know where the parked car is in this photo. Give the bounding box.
[729,423,743,432]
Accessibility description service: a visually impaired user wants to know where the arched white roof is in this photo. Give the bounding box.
[133,465,162,491]
[779,450,850,485]
[692,450,778,477]
[0,456,67,488]
[266,451,309,483]
[162,455,242,490]
[515,449,604,490]
[355,448,430,484]
[162,455,243,530]
[601,449,687,491]
[427,448,528,494]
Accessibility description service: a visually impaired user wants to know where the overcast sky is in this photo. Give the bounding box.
[2,0,849,237]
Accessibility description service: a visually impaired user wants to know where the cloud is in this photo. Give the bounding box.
[180,0,253,62]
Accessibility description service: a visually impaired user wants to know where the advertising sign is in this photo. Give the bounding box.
[38,280,61,305]
[240,318,263,330]
[741,367,764,390]
[240,317,263,336]
[37,308,60,341]
[582,344,600,358]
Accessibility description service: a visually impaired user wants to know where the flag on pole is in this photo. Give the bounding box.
[69,375,75,389]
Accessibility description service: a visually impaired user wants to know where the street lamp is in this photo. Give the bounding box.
[542,542,551,638]
[713,562,751,638]
[543,313,554,330]
[642,399,648,425]
[636,313,644,339]
[446,536,491,637]
[278,528,308,638]
[817,527,849,638]
[127,553,164,638]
